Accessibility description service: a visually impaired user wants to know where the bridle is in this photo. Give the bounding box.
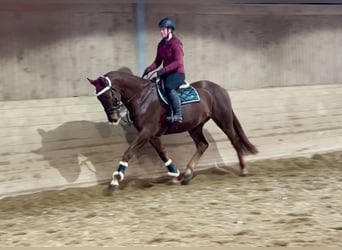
[96,76,125,115]
[96,75,156,115]
[96,76,156,112]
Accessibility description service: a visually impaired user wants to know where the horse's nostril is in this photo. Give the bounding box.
[108,118,120,126]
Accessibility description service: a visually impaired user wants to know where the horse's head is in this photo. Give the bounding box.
[87,76,126,125]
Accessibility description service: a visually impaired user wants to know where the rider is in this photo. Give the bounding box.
[143,17,185,123]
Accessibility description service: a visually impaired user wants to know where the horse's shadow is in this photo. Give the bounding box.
[34,119,230,186]
[34,121,119,184]
[33,120,161,184]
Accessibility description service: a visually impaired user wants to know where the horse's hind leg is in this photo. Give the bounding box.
[212,115,248,176]
[149,136,180,184]
[182,124,209,185]
[222,129,248,176]
[235,146,248,176]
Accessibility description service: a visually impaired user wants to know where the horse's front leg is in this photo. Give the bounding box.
[149,137,180,184]
[109,130,151,191]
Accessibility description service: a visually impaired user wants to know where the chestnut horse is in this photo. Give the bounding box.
[87,70,258,192]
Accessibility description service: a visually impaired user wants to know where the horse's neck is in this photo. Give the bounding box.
[116,77,147,103]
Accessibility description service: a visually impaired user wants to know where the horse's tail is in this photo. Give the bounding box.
[232,111,258,155]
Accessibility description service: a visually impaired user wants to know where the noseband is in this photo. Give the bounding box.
[96,76,123,114]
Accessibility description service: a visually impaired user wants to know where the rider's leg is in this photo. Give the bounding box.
[168,89,183,123]
[165,73,185,123]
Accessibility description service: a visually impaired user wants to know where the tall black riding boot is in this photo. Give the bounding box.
[166,89,183,123]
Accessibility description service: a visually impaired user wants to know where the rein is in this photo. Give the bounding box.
[99,75,156,112]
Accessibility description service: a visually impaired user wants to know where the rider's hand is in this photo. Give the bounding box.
[157,69,164,78]
[142,67,150,78]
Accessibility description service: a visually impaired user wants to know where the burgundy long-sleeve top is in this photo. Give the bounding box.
[148,35,185,75]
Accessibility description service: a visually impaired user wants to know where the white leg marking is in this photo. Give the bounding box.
[113,171,124,182]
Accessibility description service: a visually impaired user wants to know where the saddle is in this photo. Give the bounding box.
[156,79,200,105]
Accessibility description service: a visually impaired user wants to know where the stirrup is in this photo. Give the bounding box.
[166,113,173,121]
[166,115,183,123]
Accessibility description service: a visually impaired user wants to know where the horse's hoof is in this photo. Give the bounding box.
[181,173,193,185]
[108,184,117,193]
[107,178,120,193]
[240,170,249,177]
[108,178,119,193]
[102,185,116,196]
[166,177,179,186]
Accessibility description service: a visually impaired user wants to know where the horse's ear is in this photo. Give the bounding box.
[87,78,96,86]
[37,128,48,136]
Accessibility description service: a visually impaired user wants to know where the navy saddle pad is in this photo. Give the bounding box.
[157,82,200,105]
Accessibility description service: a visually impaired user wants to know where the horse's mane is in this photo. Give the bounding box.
[105,69,152,86]
[117,67,133,75]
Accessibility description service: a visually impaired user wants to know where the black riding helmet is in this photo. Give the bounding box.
[158,17,176,30]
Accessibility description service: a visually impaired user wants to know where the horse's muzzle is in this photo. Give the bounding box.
[106,111,121,125]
